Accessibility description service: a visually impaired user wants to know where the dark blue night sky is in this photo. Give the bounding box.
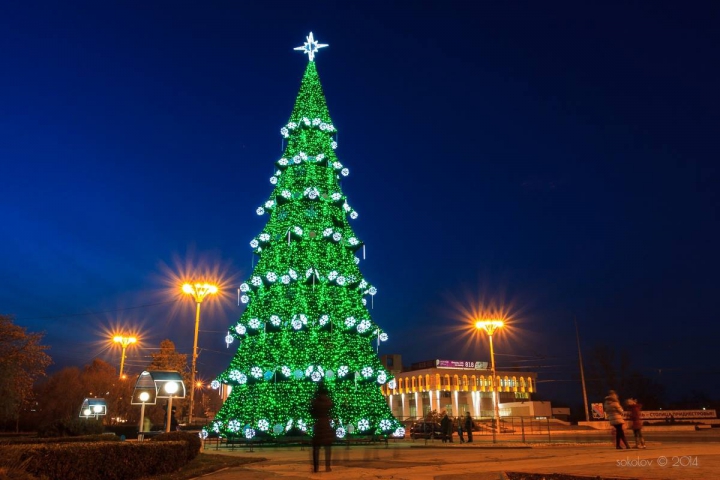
[2,1,718,406]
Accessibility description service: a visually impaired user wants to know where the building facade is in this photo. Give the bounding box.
[380,355,539,419]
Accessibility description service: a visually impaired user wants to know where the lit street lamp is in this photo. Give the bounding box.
[113,335,137,378]
[182,282,218,424]
[475,319,504,443]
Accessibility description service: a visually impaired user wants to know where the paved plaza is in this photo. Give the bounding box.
[200,435,720,480]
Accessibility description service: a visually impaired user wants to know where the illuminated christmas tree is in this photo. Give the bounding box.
[205,33,402,440]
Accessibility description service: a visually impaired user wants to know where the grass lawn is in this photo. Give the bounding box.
[141,453,265,480]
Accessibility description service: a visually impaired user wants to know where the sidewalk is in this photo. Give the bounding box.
[199,439,720,479]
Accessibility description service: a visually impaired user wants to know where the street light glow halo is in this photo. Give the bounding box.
[139,391,150,402]
[475,318,504,335]
[164,381,179,394]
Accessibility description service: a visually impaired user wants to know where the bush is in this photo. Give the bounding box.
[37,418,105,437]
[1,441,190,480]
[150,431,201,461]
[0,434,119,445]
[103,425,140,439]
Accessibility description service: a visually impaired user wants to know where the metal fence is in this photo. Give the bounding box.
[399,416,594,444]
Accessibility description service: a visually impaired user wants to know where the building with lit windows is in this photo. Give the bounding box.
[380,355,549,419]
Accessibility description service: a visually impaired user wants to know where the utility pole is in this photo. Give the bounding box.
[575,318,590,422]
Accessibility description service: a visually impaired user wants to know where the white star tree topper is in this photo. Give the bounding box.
[294,32,328,62]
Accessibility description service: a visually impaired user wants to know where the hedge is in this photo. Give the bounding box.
[0,434,120,445]
[150,431,202,462]
[0,440,192,480]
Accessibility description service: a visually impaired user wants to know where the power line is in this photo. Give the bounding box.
[17,300,179,321]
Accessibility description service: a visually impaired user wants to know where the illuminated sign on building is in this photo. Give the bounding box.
[410,359,490,370]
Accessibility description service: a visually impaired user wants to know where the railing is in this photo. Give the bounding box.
[399,416,581,443]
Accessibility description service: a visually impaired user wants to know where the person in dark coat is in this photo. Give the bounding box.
[604,390,629,449]
[625,398,646,449]
[457,416,465,443]
[440,413,453,443]
[311,384,334,472]
[464,412,474,443]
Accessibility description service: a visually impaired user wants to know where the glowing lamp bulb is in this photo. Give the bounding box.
[139,392,150,402]
[83,408,91,416]
[164,381,179,394]
[182,284,194,294]
[93,405,103,413]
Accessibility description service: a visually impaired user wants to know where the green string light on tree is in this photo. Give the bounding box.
[204,33,402,440]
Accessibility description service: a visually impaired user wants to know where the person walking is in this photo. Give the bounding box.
[626,398,646,449]
[457,416,465,443]
[464,412,474,443]
[604,390,629,449]
[311,384,334,472]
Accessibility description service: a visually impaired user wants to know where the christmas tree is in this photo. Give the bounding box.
[205,33,403,440]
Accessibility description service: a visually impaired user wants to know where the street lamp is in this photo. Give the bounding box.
[132,371,158,441]
[182,282,218,424]
[153,371,186,432]
[113,335,137,378]
[79,398,107,420]
[475,319,504,443]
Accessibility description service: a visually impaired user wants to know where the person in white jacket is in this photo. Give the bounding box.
[604,390,630,449]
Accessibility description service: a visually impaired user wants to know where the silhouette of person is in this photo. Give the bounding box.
[311,384,334,472]
[464,412,474,443]
[457,416,465,443]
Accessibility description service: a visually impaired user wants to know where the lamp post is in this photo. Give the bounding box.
[164,381,179,432]
[138,391,150,435]
[475,319,504,443]
[182,282,218,424]
[113,335,137,378]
